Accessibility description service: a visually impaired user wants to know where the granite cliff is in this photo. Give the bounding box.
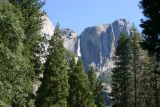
[42,15,132,76]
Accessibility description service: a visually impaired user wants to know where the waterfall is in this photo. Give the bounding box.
[77,39,81,57]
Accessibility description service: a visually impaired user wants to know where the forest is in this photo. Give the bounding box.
[0,0,160,107]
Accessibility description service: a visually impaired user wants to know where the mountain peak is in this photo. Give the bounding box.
[78,19,132,73]
[41,16,132,75]
[62,28,77,38]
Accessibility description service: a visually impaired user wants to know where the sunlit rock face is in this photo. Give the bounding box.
[41,15,78,57]
[41,14,54,40]
[33,14,55,94]
[40,14,54,63]
[41,16,132,75]
[78,19,131,74]
[61,28,78,53]
[38,16,132,102]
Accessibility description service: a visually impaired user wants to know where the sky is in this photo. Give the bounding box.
[43,0,144,34]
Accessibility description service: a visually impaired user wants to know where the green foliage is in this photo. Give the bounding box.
[140,0,160,106]
[111,34,133,107]
[9,0,45,78]
[2,0,160,107]
[88,66,105,107]
[35,25,69,107]
[0,0,44,106]
[139,0,160,55]
[0,37,34,107]
[130,26,143,107]
[98,71,112,84]
[137,55,155,107]
[68,58,96,107]
[111,28,157,107]
[0,1,24,52]
[94,82,105,107]
[0,1,25,106]
[130,26,158,107]
[88,66,97,91]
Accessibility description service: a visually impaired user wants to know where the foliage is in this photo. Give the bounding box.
[68,57,96,107]
[139,0,160,106]
[111,34,133,107]
[88,66,106,107]
[139,0,160,56]
[0,0,44,106]
[35,25,69,107]
[88,66,97,91]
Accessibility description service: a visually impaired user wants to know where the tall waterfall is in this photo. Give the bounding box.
[77,39,81,57]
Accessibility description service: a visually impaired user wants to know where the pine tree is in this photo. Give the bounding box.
[139,0,160,106]
[67,56,76,107]
[9,0,45,76]
[111,34,133,107]
[0,1,23,52]
[88,66,105,107]
[0,1,35,106]
[130,26,142,107]
[139,0,160,55]
[130,27,154,107]
[8,0,45,106]
[88,66,97,92]
[138,53,155,107]
[35,25,69,107]
[94,81,105,107]
[9,0,44,62]
[68,58,96,107]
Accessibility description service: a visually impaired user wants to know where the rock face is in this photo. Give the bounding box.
[41,14,54,40]
[41,16,132,75]
[40,14,54,63]
[61,28,78,52]
[78,19,131,74]
[33,14,55,94]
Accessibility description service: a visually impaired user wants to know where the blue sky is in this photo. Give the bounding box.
[43,0,143,34]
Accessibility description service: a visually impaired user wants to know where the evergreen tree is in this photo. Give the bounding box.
[130,26,142,107]
[9,0,45,77]
[94,81,105,107]
[130,27,154,107]
[68,58,96,107]
[111,34,133,107]
[8,0,45,106]
[35,25,69,107]
[138,53,155,107]
[88,66,97,92]
[0,1,34,106]
[67,56,76,107]
[0,0,23,52]
[9,0,44,63]
[139,0,160,106]
[139,0,160,55]
[88,66,105,107]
